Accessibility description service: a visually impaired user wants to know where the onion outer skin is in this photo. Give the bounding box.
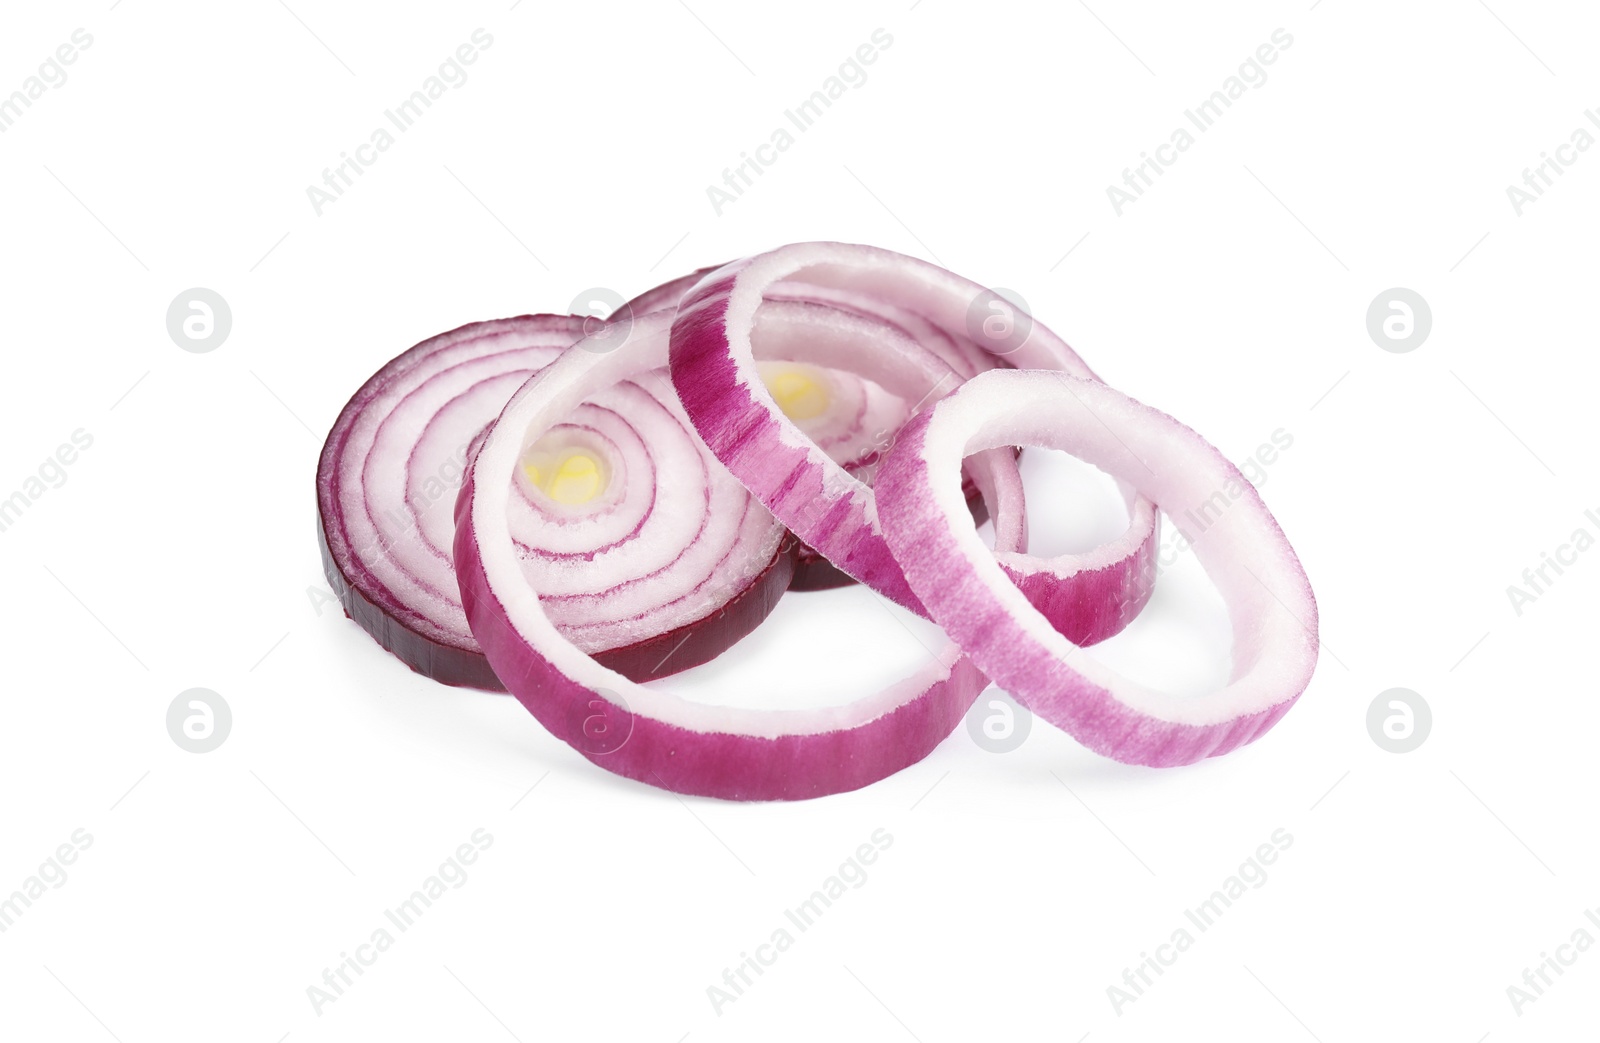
[456,312,988,800]
[317,516,506,689]
[874,369,1319,767]
[997,498,1161,647]
[786,545,858,592]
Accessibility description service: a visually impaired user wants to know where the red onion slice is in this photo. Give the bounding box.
[456,309,988,799]
[874,370,1319,766]
[669,242,1158,642]
[316,314,790,689]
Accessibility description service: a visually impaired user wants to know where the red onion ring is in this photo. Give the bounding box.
[456,308,988,799]
[669,242,1158,644]
[874,370,1319,765]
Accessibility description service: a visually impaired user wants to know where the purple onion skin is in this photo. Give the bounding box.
[1006,539,1159,648]
[455,475,989,800]
[317,516,505,690]
[786,545,858,592]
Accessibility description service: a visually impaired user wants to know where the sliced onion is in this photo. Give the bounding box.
[668,243,1158,642]
[874,369,1319,766]
[316,314,790,689]
[457,308,988,799]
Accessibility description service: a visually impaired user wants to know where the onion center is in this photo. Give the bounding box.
[757,361,834,422]
[521,434,614,507]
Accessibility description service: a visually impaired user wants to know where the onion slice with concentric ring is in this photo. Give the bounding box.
[316,314,790,689]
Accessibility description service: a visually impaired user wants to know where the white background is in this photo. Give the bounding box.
[1,1,1596,1040]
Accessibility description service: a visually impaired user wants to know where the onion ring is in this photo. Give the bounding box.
[669,242,1158,643]
[874,369,1318,765]
[457,309,987,798]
